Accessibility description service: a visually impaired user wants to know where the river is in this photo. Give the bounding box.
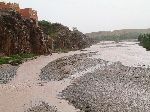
[0,41,150,112]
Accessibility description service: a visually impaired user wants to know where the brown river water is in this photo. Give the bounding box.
[0,41,150,112]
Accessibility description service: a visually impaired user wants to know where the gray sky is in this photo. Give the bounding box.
[5,0,150,33]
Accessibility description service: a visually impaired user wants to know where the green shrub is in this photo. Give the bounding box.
[0,53,36,65]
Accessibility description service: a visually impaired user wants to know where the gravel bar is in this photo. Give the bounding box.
[26,102,58,112]
[61,61,150,112]
[40,52,98,81]
[0,64,18,84]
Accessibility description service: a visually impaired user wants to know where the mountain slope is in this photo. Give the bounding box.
[86,29,150,41]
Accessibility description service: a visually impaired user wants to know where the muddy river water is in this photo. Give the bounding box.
[0,41,150,112]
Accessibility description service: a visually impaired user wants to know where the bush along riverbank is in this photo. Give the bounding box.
[0,53,36,83]
[0,53,36,65]
[138,34,150,50]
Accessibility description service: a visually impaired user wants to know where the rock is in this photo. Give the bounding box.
[61,61,150,112]
[38,22,93,51]
[0,10,51,56]
[0,64,18,84]
[40,52,97,81]
[26,102,58,112]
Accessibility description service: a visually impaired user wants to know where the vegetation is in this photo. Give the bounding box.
[38,20,91,51]
[93,32,140,42]
[0,53,36,65]
[0,19,91,66]
[38,20,61,37]
[86,29,150,41]
[54,48,70,53]
[138,34,150,50]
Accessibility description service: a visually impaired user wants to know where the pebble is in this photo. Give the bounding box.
[0,64,18,84]
[40,52,97,81]
[26,102,58,112]
[61,61,150,112]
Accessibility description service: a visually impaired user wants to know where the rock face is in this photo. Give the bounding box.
[52,26,91,50]
[0,10,51,56]
[38,21,92,51]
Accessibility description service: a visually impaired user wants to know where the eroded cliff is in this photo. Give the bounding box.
[0,10,51,56]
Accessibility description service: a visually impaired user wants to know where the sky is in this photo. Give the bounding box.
[4,0,150,33]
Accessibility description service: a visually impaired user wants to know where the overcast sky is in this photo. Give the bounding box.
[5,0,150,33]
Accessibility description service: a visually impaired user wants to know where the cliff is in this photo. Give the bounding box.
[0,10,92,56]
[38,21,91,51]
[0,10,51,56]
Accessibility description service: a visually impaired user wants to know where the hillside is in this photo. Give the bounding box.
[38,21,92,52]
[86,29,150,41]
[0,10,91,57]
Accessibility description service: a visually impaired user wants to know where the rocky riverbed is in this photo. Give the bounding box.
[61,61,150,112]
[0,64,18,84]
[40,52,98,81]
[27,41,150,112]
[26,102,58,112]
[39,41,150,112]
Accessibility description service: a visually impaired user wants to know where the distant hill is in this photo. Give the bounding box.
[86,29,150,41]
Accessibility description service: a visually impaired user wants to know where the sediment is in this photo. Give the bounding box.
[0,64,18,84]
[61,61,150,112]
[40,52,98,81]
[26,102,58,112]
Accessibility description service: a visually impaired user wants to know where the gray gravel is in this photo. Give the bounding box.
[61,61,150,112]
[40,52,98,81]
[40,50,150,112]
[0,64,18,84]
[26,102,58,112]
